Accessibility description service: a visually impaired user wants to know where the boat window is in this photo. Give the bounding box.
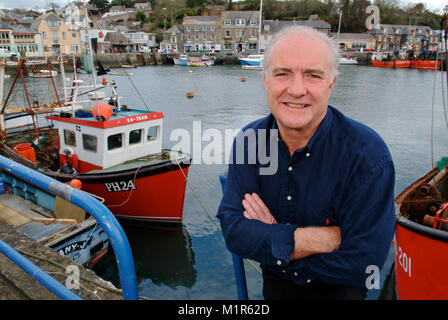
[82,134,97,152]
[107,133,123,150]
[64,129,76,147]
[129,129,143,145]
[147,126,159,142]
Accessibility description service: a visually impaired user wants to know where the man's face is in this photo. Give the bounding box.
[263,33,337,139]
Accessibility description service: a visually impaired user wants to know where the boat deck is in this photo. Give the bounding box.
[0,193,122,300]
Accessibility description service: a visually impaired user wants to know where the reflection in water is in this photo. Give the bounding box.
[93,220,196,291]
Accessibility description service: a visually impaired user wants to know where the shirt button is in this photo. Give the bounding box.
[276,260,282,266]
[282,270,286,273]
[306,153,310,157]
[307,279,312,283]
[294,272,298,277]
[288,166,293,171]
[287,196,292,201]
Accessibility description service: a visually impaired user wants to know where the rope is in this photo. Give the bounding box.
[430,49,439,168]
[106,165,142,208]
[174,157,262,275]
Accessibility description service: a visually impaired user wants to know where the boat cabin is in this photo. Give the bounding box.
[46,109,163,173]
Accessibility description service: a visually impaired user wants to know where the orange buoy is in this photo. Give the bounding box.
[232,66,236,70]
[187,92,194,99]
[69,179,82,190]
[241,77,246,82]
[102,77,107,85]
[92,102,113,121]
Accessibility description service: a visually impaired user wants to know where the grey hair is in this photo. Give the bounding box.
[263,25,340,79]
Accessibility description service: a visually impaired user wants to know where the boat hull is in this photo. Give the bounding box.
[411,60,441,70]
[79,161,190,223]
[394,217,448,299]
[372,60,410,68]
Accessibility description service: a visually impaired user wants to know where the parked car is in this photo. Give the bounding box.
[0,48,17,58]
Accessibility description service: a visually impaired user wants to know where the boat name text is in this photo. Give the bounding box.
[126,115,149,123]
[105,180,137,192]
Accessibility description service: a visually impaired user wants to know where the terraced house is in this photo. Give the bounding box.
[31,12,81,56]
[182,16,221,53]
[221,11,260,53]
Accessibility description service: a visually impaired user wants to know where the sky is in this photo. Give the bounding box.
[0,0,446,14]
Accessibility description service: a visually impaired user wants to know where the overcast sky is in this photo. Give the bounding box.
[0,0,446,14]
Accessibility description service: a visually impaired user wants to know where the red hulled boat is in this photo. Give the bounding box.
[410,60,441,70]
[0,60,191,224]
[371,59,411,68]
[394,161,448,299]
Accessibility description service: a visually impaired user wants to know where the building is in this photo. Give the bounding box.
[333,33,376,51]
[370,24,438,52]
[12,25,43,58]
[126,29,156,50]
[261,18,331,52]
[63,2,91,50]
[31,12,81,56]
[159,25,184,54]
[182,16,221,53]
[0,21,13,53]
[221,10,261,53]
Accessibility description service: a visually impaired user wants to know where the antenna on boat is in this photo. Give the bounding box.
[0,58,5,136]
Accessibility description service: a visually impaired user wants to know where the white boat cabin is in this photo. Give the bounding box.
[46,109,163,173]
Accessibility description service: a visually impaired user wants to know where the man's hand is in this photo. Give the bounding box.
[290,226,341,260]
[242,193,278,224]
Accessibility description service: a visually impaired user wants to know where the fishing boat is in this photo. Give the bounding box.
[394,158,448,299]
[371,59,411,69]
[339,56,358,65]
[28,70,58,78]
[410,60,441,70]
[238,54,264,70]
[393,13,448,299]
[0,157,109,268]
[0,55,191,224]
[121,64,137,69]
[173,54,188,66]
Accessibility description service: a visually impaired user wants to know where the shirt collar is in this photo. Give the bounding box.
[270,105,334,153]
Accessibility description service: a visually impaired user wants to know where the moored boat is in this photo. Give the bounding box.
[339,56,358,65]
[238,54,264,70]
[1,57,191,224]
[410,60,441,70]
[28,70,58,78]
[372,59,410,68]
[394,158,448,299]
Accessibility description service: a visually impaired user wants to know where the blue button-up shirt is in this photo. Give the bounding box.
[217,106,395,288]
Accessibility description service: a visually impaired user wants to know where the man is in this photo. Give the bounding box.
[217,26,395,300]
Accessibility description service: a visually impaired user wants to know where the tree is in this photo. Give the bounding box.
[89,0,111,13]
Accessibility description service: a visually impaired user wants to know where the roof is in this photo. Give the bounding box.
[164,24,183,34]
[104,31,130,44]
[222,10,260,20]
[183,16,221,25]
[12,24,36,34]
[371,24,433,35]
[332,33,375,41]
[263,19,331,34]
[30,12,62,31]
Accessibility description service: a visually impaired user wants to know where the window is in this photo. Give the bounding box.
[107,133,123,150]
[62,32,66,40]
[82,134,97,152]
[42,31,47,39]
[147,126,159,141]
[186,35,191,40]
[251,30,256,37]
[225,30,231,37]
[202,34,206,40]
[236,30,243,37]
[236,19,245,26]
[195,26,199,32]
[211,26,215,31]
[225,19,231,26]
[187,26,191,32]
[210,34,215,40]
[250,19,257,25]
[194,34,199,40]
[202,26,206,32]
[129,129,142,145]
[64,129,76,147]
[72,32,76,38]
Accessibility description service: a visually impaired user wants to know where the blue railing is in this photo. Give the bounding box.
[219,172,249,300]
[0,155,139,300]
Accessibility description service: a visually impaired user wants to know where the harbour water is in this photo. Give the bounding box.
[3,64,448,300]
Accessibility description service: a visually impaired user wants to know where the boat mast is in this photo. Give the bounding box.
[0,59,5,134]
[59,52,68,104]
[258,0,263,54]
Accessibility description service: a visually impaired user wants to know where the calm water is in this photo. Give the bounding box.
[4,64,448,300]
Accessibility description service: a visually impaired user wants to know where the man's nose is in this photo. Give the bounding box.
[287,74,307,96]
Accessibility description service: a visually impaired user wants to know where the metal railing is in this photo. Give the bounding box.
[0,155,139,300]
